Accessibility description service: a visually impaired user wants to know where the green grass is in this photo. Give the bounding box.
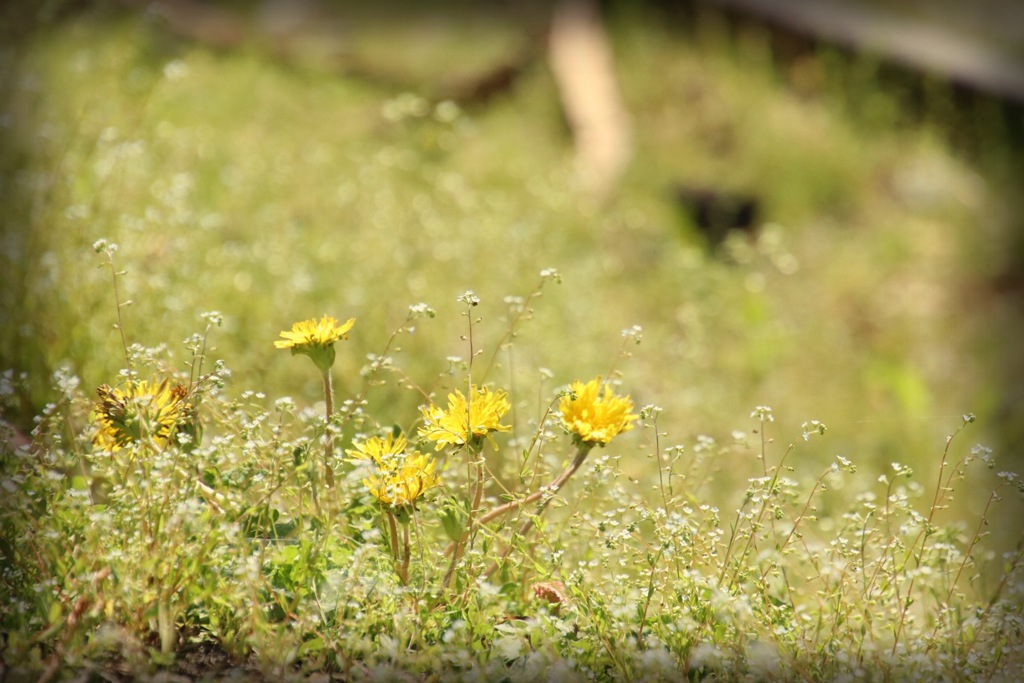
[2,3,1023,680]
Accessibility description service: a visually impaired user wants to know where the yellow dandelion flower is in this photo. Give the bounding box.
[275,315,355,373]
[92,378,190,452]
[347,433,408,468]
[350,434,440,506]
[559,378,638,446]
[418,385,511,450]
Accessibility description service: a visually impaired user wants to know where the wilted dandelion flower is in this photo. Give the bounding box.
[92,379,190,452]
[350,434,440,506]
[559,378,638,446]
[274,315,355,373]
[419,385,511,450]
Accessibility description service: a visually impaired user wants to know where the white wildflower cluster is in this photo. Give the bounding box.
[621,324,643,344]
[200,310,224,327]
[51,364,80,398]
[996,470,1024,494]
[407,302,436,318]
[502,295,525,314]
[694,434,717,456]
[831,454,856,475]
[639,404,663,422]
[360,353,394,378]
[273,396,296,413]
[539,267,561,283]
[970,443,994,468]
[801,419,827,440]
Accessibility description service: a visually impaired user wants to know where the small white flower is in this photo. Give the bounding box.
[162,59,189,80]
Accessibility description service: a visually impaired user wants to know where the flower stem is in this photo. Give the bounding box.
[401,521,411,586]
[104,250,133,376]
[322,370,335,488]
[385,509,407,585]
[157,596,175,655]
[470,450,485,536]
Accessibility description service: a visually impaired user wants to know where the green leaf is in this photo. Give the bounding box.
[298,636,325,657]
[440,501,467,543]
[47,601,62,626]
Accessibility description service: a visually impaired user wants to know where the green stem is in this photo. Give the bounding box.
[105,251,133,376]
[385,510,407,585]
[157,596,175,655]
[322,371,335,488]
[401,521,411,586]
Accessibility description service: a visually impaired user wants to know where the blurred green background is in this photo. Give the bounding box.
[2,1,1022,546]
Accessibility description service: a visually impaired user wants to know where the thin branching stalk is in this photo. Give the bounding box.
[338,308,425,429]
[102,249,133,377]
[650,410,671,513]
[484,515,533,580]
[759,465,831,583]
[925,486,1003,650]
[445,442,591,559]
[599,335,635,394]
[439,401,558,563]
[759,417,769,478]
[478,443,591,530]
[718,498,751,587]
[483,444,593,578]
[718,412,773,586]
[479,398,561,521]
[478,276,548,383]
[722,440,796,590]
[637,546,665,648]
[443,439,485,589]
[961,540,1024,667]
[945,490,996,605]
[188,320,214,391]
[469,449,485,544]
[892,422,971,654]
[859,508,878,594]
[442,294,485,590]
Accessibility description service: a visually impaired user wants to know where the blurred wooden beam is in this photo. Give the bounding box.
[699,0,1024,104]
[548,0,632,202]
